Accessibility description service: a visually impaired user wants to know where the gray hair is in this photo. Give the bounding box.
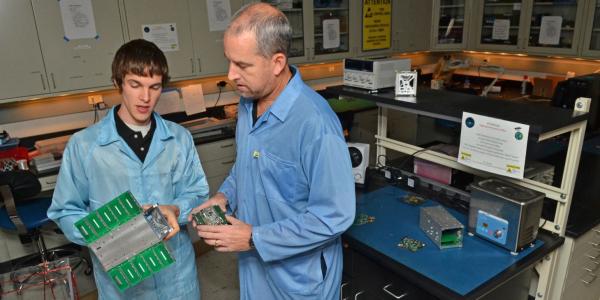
[226,2,292,58]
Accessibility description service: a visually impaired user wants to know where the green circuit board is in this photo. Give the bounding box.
[74,191,175,292]
[192,205,229,225]
[75,191,142,244]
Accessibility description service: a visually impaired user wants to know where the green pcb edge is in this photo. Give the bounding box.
[107,242,175,291]
[74,191,143,244]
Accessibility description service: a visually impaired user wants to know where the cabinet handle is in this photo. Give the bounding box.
[220,143,234,148]
[581,273,597,285]
[594,228,600,235]
[221,160,235,165]
[589,241,599,247]
[40,74,46,90]
[353,291,364,300]
[585,251,599,260]
[341,282,349,300]
[50,73,56,89]
[191,58,195,73]
[382,284,408,299]
[197,58,202,73]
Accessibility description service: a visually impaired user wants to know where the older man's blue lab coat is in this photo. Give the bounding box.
[47,108,209,300]
[219,67,356,300]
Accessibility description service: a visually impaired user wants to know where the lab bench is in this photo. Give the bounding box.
[342,186,563,300]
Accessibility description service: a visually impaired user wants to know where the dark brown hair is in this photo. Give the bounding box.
[111,39,169,92]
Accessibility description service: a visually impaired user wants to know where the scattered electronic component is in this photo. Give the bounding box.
[402,194,426,206]
[75,191,175,291]
[192,205,229,225]
[420,206,464,249]
[353,213,376,226]
[397,237,426,252]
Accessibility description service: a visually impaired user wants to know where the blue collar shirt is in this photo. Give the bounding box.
[219,66,356,299]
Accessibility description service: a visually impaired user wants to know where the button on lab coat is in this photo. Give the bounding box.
[47,108,209,299]
[219,67,356,300]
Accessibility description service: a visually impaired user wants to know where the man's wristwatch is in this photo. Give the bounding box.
[249,232,255,250]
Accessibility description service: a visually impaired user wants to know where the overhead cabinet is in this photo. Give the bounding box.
[257,0,358,62]
[121,0,196,79]
[473,0,528,51]
[189,0,244,76]
[0,0,48,102]
[522,0,586,56]
[431,0,473,50]
[31,0,125,93]
[581,0,600,57]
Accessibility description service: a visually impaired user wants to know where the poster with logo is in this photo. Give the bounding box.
[362,0,391,51]
[458,112,529,179]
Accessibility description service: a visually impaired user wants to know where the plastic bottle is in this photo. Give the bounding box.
[521,75,528,95]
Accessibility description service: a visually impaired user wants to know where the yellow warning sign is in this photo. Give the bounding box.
[362,0,392,51]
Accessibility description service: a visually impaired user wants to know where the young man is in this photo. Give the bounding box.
[48,39,208,299]
[191,3,355,300]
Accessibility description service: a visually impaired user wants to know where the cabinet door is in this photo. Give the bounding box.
[32,0,124,93]
[431,0,471,50]
[189,0,244,76]
[255,1,311,64]
[122,0,195,79]
[354,1,394,57]
[311,0,355,62]
[523,0,586,56]
[395,0,433,53]
[0,0,48,102]
[474,0,528,51]
[581,0,600,57]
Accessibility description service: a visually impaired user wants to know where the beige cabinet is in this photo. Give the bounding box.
[122,0,196,79]
[581,0,600,57]
[0,0,48,102]
[188,0,244,76]
[196,138,236,196]
[473,0,529,52]
[551,225,600,300]
[394,0,433,53]
[431,0,474,50]
[32,0,124,93]
[521,0,587,56]
[255,1,359,63]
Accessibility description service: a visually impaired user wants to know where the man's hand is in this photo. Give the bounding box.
[143,204,180,241]
[187,192,228,224]
[195,215,252,252]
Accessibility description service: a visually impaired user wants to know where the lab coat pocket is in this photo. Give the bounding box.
[266,251,324,296]
[257,151,298,202]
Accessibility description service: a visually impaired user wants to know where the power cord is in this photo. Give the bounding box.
[213,80,228,107]
[92,102,108,123]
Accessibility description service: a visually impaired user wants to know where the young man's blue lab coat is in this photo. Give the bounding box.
[219,67,356,300]
[47,108,209,299]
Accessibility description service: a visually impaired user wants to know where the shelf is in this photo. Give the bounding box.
[440,4,465,8]
[280,8,303,13]
[324,85,588,138]
[482,25,520,29]
[314,7,348,12]
[314,32,348,37]
[484,2,520,7]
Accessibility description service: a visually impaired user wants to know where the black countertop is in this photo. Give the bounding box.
[325,85,588,140]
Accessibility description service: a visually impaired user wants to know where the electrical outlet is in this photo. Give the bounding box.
[88,95,104,105]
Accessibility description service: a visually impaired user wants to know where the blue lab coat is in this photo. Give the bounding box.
[47,108,208,300]
[219,67,356,300]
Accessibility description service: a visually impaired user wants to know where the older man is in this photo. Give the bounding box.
[192,3,355,300]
